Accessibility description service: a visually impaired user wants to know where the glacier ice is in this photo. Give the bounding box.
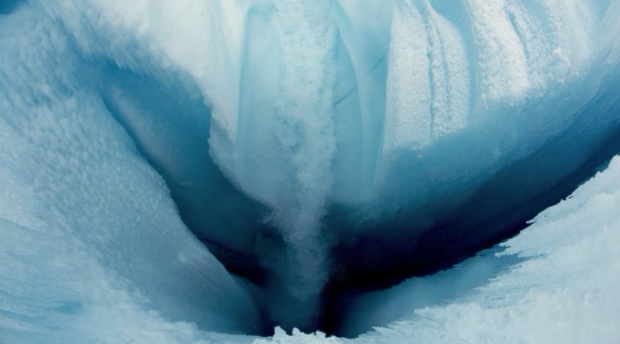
[255,155,620,343]
[0,6,262,343]
[1,0,620,342]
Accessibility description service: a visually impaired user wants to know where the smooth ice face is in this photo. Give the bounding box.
[2,0,620,340]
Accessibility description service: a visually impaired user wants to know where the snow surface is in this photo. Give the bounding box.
[1,0,620,342]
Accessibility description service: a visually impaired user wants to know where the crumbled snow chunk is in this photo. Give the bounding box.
[253,327,342,344]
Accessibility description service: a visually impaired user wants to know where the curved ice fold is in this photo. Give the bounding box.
[255,155,620,343]
[0,6,262,342]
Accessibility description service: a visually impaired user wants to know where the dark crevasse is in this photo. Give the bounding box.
[95,54,620,337]
[49,1,620,336]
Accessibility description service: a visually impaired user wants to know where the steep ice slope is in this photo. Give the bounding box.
[0,6,262,343]
[255,155,620,344]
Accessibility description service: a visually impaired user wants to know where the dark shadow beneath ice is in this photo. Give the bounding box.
[330,246,525,338]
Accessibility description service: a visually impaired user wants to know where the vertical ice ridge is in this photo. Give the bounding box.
[465,0,531,103]
[503,0,552,94]
[425,3,447,142]
[383,2,432,155]
[424,0,470,139]
[332,0,392,198]
[382,1,470,158]
[270,0,338,302]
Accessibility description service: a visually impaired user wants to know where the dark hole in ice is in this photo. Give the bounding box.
[98,61,620,338]
[321,123,620,336]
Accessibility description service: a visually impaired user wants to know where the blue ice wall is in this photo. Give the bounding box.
[2,0,620,339]
[0,5,264,342]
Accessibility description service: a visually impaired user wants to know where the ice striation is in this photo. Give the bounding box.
[1,0,620,342]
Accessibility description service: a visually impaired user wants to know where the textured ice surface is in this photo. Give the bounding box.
[1,0,620,342]
[254,156,620,343]
[0,5,261,343]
